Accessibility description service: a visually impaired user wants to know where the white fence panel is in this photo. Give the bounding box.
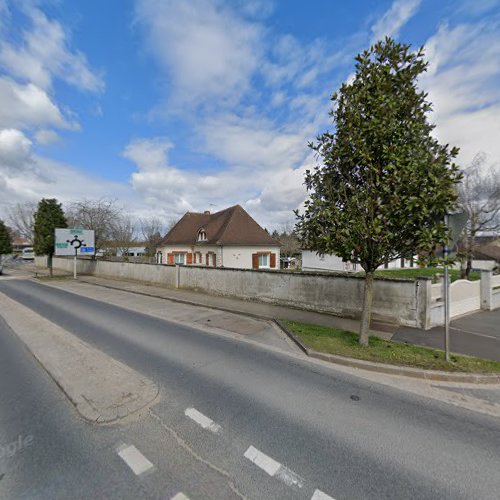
[449,279,481,318]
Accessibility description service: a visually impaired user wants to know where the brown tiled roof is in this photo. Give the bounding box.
[160,205,279,246]
[472,243,500,262]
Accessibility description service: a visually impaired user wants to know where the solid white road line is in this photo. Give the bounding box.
[171,493,190,500]
[311,489,336,500]
[243,445,304,488]
[117,445,154,475]
[184,407,221,433]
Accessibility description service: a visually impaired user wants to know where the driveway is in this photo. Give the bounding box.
[393,308,500,361]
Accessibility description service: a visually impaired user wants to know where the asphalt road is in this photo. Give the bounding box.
[1,279,500,500]
[393,308,500,361]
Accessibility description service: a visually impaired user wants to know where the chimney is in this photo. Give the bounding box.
[204,210,210,214]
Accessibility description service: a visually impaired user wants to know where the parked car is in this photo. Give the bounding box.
[21,247,35,260]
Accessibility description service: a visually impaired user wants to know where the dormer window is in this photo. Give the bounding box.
[197,228,207,242]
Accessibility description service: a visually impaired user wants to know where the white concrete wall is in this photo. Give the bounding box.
[492,274,500,309]
[430,272,499,326]
[38,255,427,327]
[178,265,423,327]
[36,256,177,286]
[222,246,280,270]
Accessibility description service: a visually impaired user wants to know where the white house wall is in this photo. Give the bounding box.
[302,251,416,273]
[159,245,219,265]
[222,246,280,270]
[158,244,279,269]
[302,251,355,272]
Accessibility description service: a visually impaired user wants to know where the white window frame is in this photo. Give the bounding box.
[198,229,207,242]
[258,253,270,269]
[174,253,186,265]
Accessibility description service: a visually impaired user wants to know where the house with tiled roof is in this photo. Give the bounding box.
[156,205,280,270]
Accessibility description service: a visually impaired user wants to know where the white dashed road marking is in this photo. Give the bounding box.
[117,444,154,475]
[244,445,304,488]
[171,493,190,500]
[311,489,336,500]
[185,407,221,433]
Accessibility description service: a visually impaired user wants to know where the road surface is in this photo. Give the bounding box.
[1,278,499,499]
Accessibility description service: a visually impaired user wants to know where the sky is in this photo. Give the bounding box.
[0,0,499,230]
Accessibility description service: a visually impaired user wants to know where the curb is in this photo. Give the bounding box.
[275,320,500,384]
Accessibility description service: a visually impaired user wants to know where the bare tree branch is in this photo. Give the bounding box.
[65,198,122,254]
[7,202,36,243]
[458,152,500,277]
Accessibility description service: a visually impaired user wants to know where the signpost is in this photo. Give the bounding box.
[54,229,95,279]
[443,211,468,361]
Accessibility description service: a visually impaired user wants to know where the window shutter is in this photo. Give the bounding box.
[252,254,258,270]
[206,253,209,265]
[187,253,193,265]
[167,253,174,265]
[270,253,276,268]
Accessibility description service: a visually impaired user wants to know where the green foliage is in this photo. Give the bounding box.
[0,219,12,255]
[296,38,462,273]
[33,199,67,256]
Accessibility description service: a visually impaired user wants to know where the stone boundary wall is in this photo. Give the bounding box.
[36,256,430,328]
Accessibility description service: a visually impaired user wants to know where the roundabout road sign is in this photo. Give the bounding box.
[55,228,95,256]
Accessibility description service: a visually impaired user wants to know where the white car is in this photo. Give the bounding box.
[21,247,35,260]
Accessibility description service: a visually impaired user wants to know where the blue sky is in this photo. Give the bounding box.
[0,0,499,228]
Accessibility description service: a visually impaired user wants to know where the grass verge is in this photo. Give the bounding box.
[283,320,500,373]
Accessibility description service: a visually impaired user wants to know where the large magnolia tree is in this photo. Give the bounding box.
[296,38,462,345]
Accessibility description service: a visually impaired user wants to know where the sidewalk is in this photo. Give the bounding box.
[73,274,397,339]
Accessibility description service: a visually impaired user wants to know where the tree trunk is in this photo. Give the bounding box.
[465,252,473,280]
[359,271,374,346]
[48,253,53,278]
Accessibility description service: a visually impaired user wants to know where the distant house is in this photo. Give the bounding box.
[157,205,280,270]
[301,250,416,273]
[116,246,146,258]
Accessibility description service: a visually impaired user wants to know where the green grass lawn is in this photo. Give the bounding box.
[370,267,480,283]
[283,320,500,373]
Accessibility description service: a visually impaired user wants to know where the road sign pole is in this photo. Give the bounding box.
[74,248,77,280]
[444,214,450,362]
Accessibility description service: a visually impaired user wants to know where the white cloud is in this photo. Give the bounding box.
[0,78,76,131]
[201,113,307,170]
[0,4,104,93]
[0,128,33,171]
[123,135,312,228]
[34,129,60,145]
[421,18,500,166]
[371,0,422,42]
[134,0,263,110]
[0,149,132,215]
